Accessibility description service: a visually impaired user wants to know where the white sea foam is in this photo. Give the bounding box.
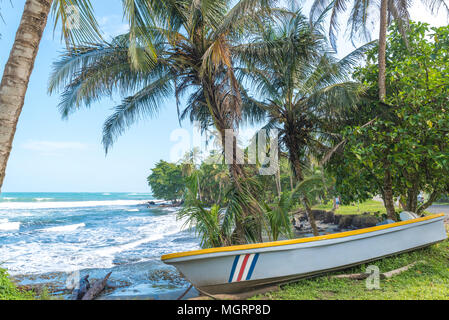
[41,223,86,232]
[94,235,163,256]
[0,219,21,231]
[160,207,181,212]
[0,206,197,276]
[126,209,139,212]
[34,198,54,201]
[94,216,185,257]
[0,200,149,210]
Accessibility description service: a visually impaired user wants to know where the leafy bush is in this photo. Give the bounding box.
[0,267,34,300]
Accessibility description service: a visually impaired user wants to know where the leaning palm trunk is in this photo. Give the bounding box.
[219,126,263,245]
[290,154,319,236]
[0,0,53,192]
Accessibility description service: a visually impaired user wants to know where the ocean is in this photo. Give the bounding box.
[0,192,200,299]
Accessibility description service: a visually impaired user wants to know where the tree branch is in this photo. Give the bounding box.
[417,190,440,214]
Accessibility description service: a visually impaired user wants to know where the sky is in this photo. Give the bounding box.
[0,0,447,193]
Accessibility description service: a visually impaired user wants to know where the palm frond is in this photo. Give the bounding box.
[212,0,273,39]
[102,75,173,153]
[421,0,449,16]
[51,0,102,47]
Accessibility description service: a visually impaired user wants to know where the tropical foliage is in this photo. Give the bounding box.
[49,0,279,244]
[178,174,233,248]
[147,160,185,203]
[330,22,449,216]
[310,0,449,101]
[43,1,449,247]
[239,9,369,235]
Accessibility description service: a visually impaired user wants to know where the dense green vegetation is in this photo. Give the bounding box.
[48,0,449,249]
[147,160,185,203]
[330,22,449,218]
[251,238,449,300]
[142,20,449,251]
[0,268,33,300]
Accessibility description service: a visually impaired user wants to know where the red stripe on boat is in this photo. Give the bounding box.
[236,254,250,282]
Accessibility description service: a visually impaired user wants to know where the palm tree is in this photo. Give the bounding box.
[310,0,449,102]
[239,10,368,235]
[0,0,101,192]
[49,0,273,244]
[310,0,448,219]
[180,148,203,201]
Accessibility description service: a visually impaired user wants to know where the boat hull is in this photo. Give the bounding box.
[162,214,447,294]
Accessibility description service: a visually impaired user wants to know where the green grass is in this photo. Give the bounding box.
[251,235,449,300]
[313,200,386,215]
[0,267,34,300]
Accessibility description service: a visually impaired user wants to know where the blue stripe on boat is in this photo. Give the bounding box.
[246,253,259,281]
[228,255,240,283]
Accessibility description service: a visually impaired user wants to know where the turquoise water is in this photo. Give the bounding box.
[0,193,200,299]
[0,192,153,202]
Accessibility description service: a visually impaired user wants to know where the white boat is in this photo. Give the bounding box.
[162,213,447,294]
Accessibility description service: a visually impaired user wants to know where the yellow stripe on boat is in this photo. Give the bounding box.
[161,213,445,261]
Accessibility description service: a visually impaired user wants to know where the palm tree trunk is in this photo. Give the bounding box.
[218,124,262,244]
[197,174,202,201]
[275,165,281,197]
[290,155,319,236]
[289,171,294,192]
[378,0,388,101]
[0,0,53,192]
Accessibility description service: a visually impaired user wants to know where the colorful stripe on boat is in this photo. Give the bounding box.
[228,253,259,283]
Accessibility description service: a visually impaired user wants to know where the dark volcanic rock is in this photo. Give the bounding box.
[352,215,380,228]
[292,209,380,232]
[338,215,357,229]
[311,210,327,221]
[323,211,335,224]
[334,214,342,225]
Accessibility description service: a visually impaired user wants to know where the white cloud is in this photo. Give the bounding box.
[98,15,130,40]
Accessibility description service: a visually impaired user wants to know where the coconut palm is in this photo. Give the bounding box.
[0,0,101,192]
[310,0,449,102]
[49,0,274,244]
[238,10,369,235]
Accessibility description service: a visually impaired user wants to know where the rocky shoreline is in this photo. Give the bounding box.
[293,209,381,235]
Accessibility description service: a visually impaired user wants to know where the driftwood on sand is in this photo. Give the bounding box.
[72,275,90,300]
[71,272,112,300]
[81,272,112,300]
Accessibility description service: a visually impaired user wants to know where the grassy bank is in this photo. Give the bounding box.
[0,267,34,300]
[313,200,386,215]
[251,235,449,300]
